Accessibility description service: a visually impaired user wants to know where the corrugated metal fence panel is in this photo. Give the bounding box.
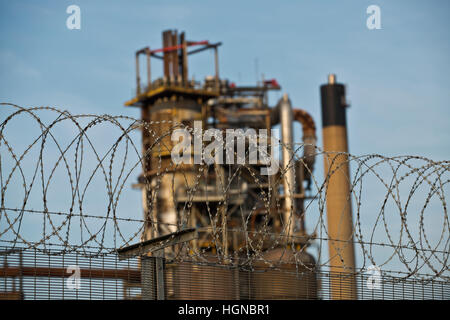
[0,247,448,300]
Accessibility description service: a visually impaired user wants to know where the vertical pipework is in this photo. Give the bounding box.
[279,94,296,239]
[146,48,151,88]
[180,32,188,82]
[320,74,357,299]
[162,30,171,77]
[214,47,219,91]
[141,105,152,241]
[171,30,179,78]
[135,52,141,95]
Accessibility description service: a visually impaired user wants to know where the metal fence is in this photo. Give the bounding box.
[0,104,449,300]
[1,246,448,300]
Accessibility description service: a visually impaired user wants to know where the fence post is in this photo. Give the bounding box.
[154,249,165,300]
[141,250,165,300]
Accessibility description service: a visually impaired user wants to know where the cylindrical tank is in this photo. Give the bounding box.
[141,98,202,240]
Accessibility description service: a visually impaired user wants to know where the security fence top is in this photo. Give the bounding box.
[116,228,198,260]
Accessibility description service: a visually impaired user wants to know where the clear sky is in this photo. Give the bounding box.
[0,1,449,278]
[1,0,449,159]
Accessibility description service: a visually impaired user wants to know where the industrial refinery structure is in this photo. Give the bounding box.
[116,29,356,299]
[4,29,438,301]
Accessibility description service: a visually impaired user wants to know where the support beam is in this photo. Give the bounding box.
[117,228,198,260]
[0,266,140,280]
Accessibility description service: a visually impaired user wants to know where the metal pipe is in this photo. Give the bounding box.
[0,266,141,280]
[328,74,336,85]
[181,32,188,83]
[270,97,317,237]
[149,40,209,54]
[270,105,316,174]
[271,102,317,194]
[279,94,296,238]
[156,174,178,236]
[146,48,151,88]
[320,74,357,299]
[214,47,219,91]
[292,108,316,178]
[135,52,141,95]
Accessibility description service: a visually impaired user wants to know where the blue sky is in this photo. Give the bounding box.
[1,0,449,159]
[1,1,449,278]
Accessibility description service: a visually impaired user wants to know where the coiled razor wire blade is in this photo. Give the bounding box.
[0,104,448,281]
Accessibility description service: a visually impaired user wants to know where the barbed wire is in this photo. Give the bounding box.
[0,103,448,281]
